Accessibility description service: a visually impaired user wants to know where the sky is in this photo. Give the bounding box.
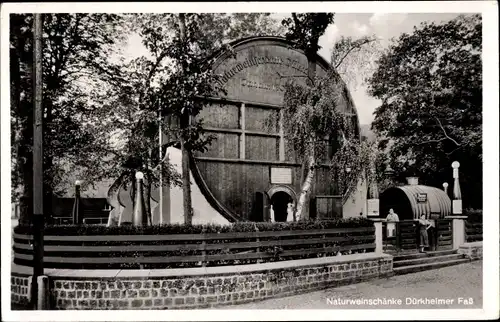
[276,13,464,125]
[121,13,463,125]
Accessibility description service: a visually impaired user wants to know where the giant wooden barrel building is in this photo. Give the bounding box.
[174,36,365,223]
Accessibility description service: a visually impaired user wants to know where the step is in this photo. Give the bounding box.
[385,249,418,256]
[393,249,457,261]
[393,258,470,275]
[393,254,465,268]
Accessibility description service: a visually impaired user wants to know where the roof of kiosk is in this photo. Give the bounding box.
[381,185,452,219]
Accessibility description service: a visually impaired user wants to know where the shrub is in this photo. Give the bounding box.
[464,209,482,223]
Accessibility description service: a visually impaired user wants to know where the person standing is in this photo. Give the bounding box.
[418,214,431,252]
[286,202,295,222]
[386,208,399,237]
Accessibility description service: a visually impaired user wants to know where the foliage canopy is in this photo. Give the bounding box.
[367,14,482,208]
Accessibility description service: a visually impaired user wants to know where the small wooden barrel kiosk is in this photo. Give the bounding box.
[380,184,451,220]
[380,183,452,252]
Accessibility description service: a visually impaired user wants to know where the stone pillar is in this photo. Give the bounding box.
[37,275,50,310]
[373,220,384,254]
[27,276,33,303]
[449,216,467,249]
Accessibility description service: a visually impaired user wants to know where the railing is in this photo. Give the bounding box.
[381,218,453,253]
[435,218,453,250]
[13,226,376,269]
[52,217,108,225]
[381,220,418,253]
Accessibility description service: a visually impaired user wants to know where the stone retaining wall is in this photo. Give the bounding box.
[12,253,392,310]
[457,241,483,260]
[11,275,30,307]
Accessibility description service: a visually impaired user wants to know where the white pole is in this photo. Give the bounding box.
[451,161,462,215]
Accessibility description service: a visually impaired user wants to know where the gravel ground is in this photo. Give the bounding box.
[224,261,483,309]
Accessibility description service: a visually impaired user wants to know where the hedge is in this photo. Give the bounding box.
[464,209,482,223]
[13,217,374,236]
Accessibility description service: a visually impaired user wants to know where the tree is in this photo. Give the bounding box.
[329,35,385,196]
[177,13,194,224]
[367,14,482,208]
[280,14,383,220]
[281,74,362,220]
[281,13,343,220]
[10,13,128,223]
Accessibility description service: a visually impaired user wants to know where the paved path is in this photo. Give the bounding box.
[224,261,483,309]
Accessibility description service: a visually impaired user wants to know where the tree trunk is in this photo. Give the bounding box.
[295,152,315,220]
[306,54,316,87]
[294,52,317,220]
[178,13,193,224]
[181,137,193,224]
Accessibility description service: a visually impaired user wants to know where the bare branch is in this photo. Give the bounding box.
[446,146,462,156]
[434,117,461,146]
[334,38,376,69]
[145,51,168,91]
[415,137,448,146]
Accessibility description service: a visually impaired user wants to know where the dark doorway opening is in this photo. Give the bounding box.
[380,188,413,220]
[271,191,293,222]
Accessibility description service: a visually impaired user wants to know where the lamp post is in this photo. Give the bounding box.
[133,172,147,226]
[443,182,449,194]
[72,180,82,225]
[367,170,380,217]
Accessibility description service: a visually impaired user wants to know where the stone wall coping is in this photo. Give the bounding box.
[12,252,392,279]
[459,241,483,248]
[446,216,468,219]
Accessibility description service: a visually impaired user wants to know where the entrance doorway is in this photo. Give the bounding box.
[271,191,293,222]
